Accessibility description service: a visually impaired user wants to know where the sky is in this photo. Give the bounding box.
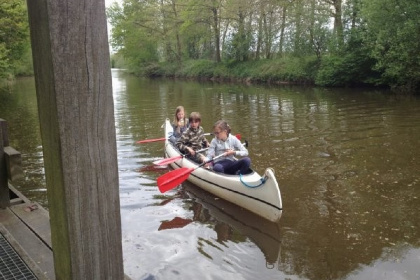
[105,0,121,8]
[104,0,122,52]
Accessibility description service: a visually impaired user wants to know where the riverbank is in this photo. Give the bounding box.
[119,57,316,85]
[114,56,392,90]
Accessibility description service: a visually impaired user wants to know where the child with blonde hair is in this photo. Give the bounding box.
[169,106,189,144]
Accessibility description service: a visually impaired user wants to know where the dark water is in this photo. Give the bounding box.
[1,70,420,279]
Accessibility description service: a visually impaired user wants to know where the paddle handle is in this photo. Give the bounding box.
[198,152,226,168]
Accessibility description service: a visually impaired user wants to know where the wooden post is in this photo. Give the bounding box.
[4,146,24,182]
[26,1,124,279]
[0,119,9,147]
[0,120,9,208]
[0,119,25,207]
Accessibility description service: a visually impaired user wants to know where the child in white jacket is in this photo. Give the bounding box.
[206,120,251,175]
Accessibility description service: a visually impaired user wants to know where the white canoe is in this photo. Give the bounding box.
[163,118,283,222]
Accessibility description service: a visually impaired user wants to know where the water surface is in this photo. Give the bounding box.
[1,70,419,279]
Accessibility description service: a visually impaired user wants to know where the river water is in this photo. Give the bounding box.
[1,69,419,279]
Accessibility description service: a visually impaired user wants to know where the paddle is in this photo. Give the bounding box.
[136,137,166,144]
[152,134,243,166]
[157,153,226,193]
[136,132,219,144]
[152,147,208,166]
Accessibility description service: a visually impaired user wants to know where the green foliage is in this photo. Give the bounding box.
[316,37,379,87]
[0,43,9,79]
[106,0,159,74]
[145,61,180,77]
[178,1,214,60]
[110,53,126,69]
[106,0,420,93]
[316,55,354,86]
[361,0,420,91]
[141,63,162,77]
[13,45,33,76]
[179,60,218,78]
[224,57,316,84]
[0,0,31,78]
[144,57,317,85]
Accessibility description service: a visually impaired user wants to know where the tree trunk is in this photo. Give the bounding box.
[256,3,264,60]
[278,6,287,57]
[211,2,221,62]
[171,0,183,64]
[333,0,344,48]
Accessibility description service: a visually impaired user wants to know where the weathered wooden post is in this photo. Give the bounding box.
[26,0,124,279]
[0,119,23,208]
[0,120,8,208]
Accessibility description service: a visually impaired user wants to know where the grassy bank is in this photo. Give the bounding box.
[137,57,318,86]
[116,53,385,89]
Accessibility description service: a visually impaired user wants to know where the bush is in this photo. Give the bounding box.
[316,38,380,87]
[179,60,217,77]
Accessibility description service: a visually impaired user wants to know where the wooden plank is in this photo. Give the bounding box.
[9,202,52,248]
[3,146,23,182]
[0,208,55,279]
[9,183,31,204]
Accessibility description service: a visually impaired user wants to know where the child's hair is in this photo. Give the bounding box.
[189,112,201,123]
[213,120,231,135]
[173,106,186,124]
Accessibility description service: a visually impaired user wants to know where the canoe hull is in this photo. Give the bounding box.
[164,119,283,222]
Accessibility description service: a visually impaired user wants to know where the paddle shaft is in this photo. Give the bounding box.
[136,137,166,144]
[153,140,247,166]
[153,147,208,166]
[137,132,240,144]
[157,153,226,193]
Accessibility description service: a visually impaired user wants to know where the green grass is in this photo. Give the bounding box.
[147,56,318,85]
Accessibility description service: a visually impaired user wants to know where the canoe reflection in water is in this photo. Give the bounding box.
[157,181,282,265]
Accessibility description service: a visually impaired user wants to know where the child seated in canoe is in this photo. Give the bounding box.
[205,120,251,175]
[169,106,189,144]
[176,112,209,163]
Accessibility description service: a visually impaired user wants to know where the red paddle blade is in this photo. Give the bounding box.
[158,217,193,231]
[157,167,194,193]
[136,137,166,144]
[153,155,183,166]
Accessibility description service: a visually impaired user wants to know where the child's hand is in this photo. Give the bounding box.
[200,154,207,163]
[226,149,235,156]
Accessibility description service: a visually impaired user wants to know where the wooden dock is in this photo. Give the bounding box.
[0,185,55,279]
[1,117,128,279]
[1,119,54,279]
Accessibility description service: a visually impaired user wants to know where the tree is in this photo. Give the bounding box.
[361,0,420,91]
[322,0,344,50]
[107,0,159,72]
[0,0,30,79]
[175,0,227,62]
[224,0,253,61]
[210,0,222,62]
